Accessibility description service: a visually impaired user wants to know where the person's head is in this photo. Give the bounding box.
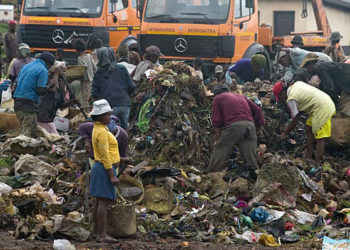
[39,51,56,68]
[300,53,319,74]
[273,81,288,103]
[278,52,291,67]
[213,84,230,96]
[96,47,111,68]
[251,54,266,72]
[17,43,30,59]
[330,31,342,45]
[128,50,141,66]
[8,20,16,32]
[107,47,116,62]
[193,57,203,70]
[72,39,87,53]
[118,44,129,58]
[291,35,304,48]
[56,48,64,61]
[144,45,162,63]
[90,99,113,125]
[87,34,103,50]
[215,65,224,79]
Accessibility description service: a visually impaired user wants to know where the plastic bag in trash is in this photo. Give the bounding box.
[14,154,58,184]
[0,182,13,194]
[250,207,269,223]
[53,239,76,250]
[322,236,350,249]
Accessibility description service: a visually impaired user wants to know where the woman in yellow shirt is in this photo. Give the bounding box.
[89,99,119,243]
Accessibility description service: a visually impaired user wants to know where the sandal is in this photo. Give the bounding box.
[96,235,118,243]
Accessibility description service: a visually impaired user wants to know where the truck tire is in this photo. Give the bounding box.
[119,35,138,50]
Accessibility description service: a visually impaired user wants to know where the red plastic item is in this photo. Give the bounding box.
[285,221,294,231]
[346,168,350,177]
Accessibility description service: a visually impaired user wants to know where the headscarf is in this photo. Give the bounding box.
[97,47,111,69]
[107,47,118,72]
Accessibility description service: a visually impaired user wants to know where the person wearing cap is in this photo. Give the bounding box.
[8,43,35,94]
[92,47,136,129]
[13,51,56,138]
[291,35,304,48]
[214,65,225,82]
[4,20,18,72]
[78,115,129,167]
[227,54,266,85]
[277,45,332,84]
[132,45,162,83]
[89,99,120,243]
[208,84,265,173]
[273,81,335,162]
[323,32,346,63]
[301,53,350,104]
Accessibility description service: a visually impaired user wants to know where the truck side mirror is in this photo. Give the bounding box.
[137,0,145,20]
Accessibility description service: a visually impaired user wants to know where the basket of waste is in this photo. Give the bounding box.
[107,202,136,238]
[65,65,87,80]
[143,186,174,214]
[117,175,144,204]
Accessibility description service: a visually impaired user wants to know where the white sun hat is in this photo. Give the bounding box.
[90,99,113,115]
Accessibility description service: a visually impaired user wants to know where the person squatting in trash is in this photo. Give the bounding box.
[208,84,265,172]
[323,31,346,63]
[273,81,335,163]
[89,99,121,243]
[277,45,332,84]
[13,51,56,138]
[78,115,128,167]
[300,53,350,105]
[91,47,136,129]
[226,54,266,86]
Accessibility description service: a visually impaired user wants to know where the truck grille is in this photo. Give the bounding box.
[18,24,109,49]
[139,34,220,58]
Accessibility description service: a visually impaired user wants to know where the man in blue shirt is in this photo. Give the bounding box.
[227,54,266,85]
[13,51,55,138]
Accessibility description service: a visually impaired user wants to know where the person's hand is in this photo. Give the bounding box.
[280,132,287,140]
[85,140,92,155]
[110,176,120,186]
[121,157,131,163]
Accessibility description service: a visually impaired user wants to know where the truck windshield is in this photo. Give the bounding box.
[144,0,230,24]
[23,0,104,18]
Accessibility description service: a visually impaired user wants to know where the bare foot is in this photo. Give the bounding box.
[96,235,118,243]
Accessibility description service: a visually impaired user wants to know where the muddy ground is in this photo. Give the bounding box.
[0,230,323,250]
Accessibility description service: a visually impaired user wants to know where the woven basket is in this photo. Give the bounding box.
[107,203,136,238]
[66,65,87,80]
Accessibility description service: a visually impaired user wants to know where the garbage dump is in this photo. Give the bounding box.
[0,61,349,249]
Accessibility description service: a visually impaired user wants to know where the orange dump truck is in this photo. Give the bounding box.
[18,0,140,63]
[136,0,331,73]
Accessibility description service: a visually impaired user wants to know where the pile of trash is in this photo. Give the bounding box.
[130,61,213,167]
[0,61,349,249]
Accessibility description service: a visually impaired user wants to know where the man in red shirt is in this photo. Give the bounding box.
[208,84,265,172]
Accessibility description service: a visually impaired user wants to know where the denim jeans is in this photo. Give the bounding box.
[112,105,130,129]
